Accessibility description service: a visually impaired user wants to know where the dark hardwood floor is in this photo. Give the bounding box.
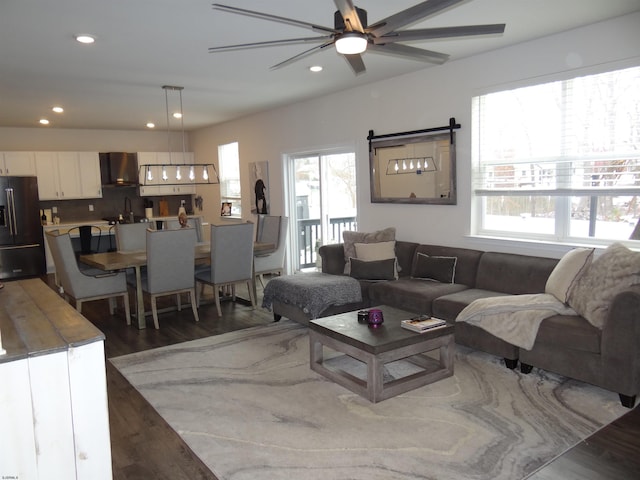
[41,275,640,480]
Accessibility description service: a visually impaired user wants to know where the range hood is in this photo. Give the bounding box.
[100,152,138,186]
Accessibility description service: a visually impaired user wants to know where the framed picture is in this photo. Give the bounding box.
[221,202,232,216]
[249,161,270,214]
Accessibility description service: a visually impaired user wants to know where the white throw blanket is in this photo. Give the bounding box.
[456,293,577,350]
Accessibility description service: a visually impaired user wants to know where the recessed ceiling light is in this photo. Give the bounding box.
[52,106,64,113]
[75,34,96,44]
[309,65,323,73]
[39,119,50,125]
[173,112,182,119]
[146,122,155,128]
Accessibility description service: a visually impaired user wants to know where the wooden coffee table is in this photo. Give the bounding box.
[309,305,454,403]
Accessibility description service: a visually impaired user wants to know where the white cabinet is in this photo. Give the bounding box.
[35,152,102,200]
[137,151,196,196]
[78,152,103,198]
[0,151,37,176]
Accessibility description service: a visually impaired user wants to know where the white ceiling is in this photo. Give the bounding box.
[1,0,639,131]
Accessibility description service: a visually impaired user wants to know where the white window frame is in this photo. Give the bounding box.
[471,64,640,247]
[218,141,241,217]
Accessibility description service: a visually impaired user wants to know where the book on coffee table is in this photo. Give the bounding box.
[401,315,447,333]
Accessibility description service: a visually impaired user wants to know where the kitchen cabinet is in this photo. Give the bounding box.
[35,152,102,200]
[0,151,37,176]
[137,151,196,196]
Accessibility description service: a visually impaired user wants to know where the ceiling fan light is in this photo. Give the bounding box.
[335,32,367,55]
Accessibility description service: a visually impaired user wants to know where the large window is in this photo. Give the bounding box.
[218,141,241,217]
[472,65,640,245]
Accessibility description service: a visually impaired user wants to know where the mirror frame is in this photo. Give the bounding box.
[369,131,457,205]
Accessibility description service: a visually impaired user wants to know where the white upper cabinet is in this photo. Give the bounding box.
[137,151,196,196]
[35,152,102,200]
[78,152,102,198]
[0,152,37,176]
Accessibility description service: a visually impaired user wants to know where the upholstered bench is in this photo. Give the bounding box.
[262,272,366,325]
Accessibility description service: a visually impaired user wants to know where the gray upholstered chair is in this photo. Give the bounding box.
[45,230,131,324]
[254,216,288,284]
[256,215,280,244]
[141,227,199,329]
[195,222,256,316]
[115,222,149,252]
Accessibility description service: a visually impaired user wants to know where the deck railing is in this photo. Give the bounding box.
[297,216,356,269]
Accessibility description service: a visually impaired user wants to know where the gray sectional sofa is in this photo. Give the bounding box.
[317,241,640,408]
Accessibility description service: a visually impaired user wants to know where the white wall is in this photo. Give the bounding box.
[190,11,640,258]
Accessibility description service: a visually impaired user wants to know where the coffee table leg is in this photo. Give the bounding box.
[309,332,323,368]
[368,356,384,403]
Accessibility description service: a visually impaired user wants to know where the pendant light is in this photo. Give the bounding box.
[139,85,220,186]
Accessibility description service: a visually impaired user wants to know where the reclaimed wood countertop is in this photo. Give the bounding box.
[0,278,104,364]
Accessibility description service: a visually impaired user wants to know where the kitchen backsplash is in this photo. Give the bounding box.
[39,188,195,223]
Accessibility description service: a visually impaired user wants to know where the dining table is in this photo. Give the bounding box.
[80,241,275,329]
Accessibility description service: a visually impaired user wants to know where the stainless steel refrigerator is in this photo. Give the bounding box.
[0,176,46,279]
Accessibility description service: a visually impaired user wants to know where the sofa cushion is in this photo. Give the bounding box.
[367,278,468,315]
[475,252,558,295]
[343,227,396,274]
[349,257,396,281]
[568,242,640,329]
[432,288,510,322]
[354,240,398,279]
[395,241,420,278]
[545,248,594,303]
[411,253,457,283]
[531,314,601,354]
[413,245,483,287]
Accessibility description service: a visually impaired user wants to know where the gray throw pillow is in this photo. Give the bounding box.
[568,242,640,329]
[349,257,396,281]
[411,252,457,283]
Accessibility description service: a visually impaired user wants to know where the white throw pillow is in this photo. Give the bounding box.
[545,247,594,303]
[354,241,398,279]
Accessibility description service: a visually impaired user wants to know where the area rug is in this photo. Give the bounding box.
[111,320,626,480]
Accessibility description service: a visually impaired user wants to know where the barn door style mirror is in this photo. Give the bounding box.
[368,119,459,205]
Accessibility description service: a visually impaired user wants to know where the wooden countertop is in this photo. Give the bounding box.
[0,279,105,364]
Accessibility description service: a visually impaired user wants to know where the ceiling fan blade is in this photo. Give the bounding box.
[333,0,365,32]
[212,3,337,34]
[270,42,334,70]
[368,43,449,64]
[343,53,366,75]
[373,24,506,44]
[209,36,332,53]
[368,0,464,37]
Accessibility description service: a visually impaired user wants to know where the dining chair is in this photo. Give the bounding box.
[256,215,281,247]
[45,230,131,324]
[254,216,289,285]
[195,222,255,316]
[115,222,150,252]
[142,227,199,329]
[67,225,102,255]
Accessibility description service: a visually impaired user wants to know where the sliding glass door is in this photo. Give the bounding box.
[288,151,357,271]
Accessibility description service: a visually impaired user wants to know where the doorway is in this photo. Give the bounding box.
[287,151,357,271]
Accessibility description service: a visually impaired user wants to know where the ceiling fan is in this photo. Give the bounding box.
[208,0,505,75]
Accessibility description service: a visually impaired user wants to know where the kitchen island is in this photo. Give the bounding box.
[0,278,112,479]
